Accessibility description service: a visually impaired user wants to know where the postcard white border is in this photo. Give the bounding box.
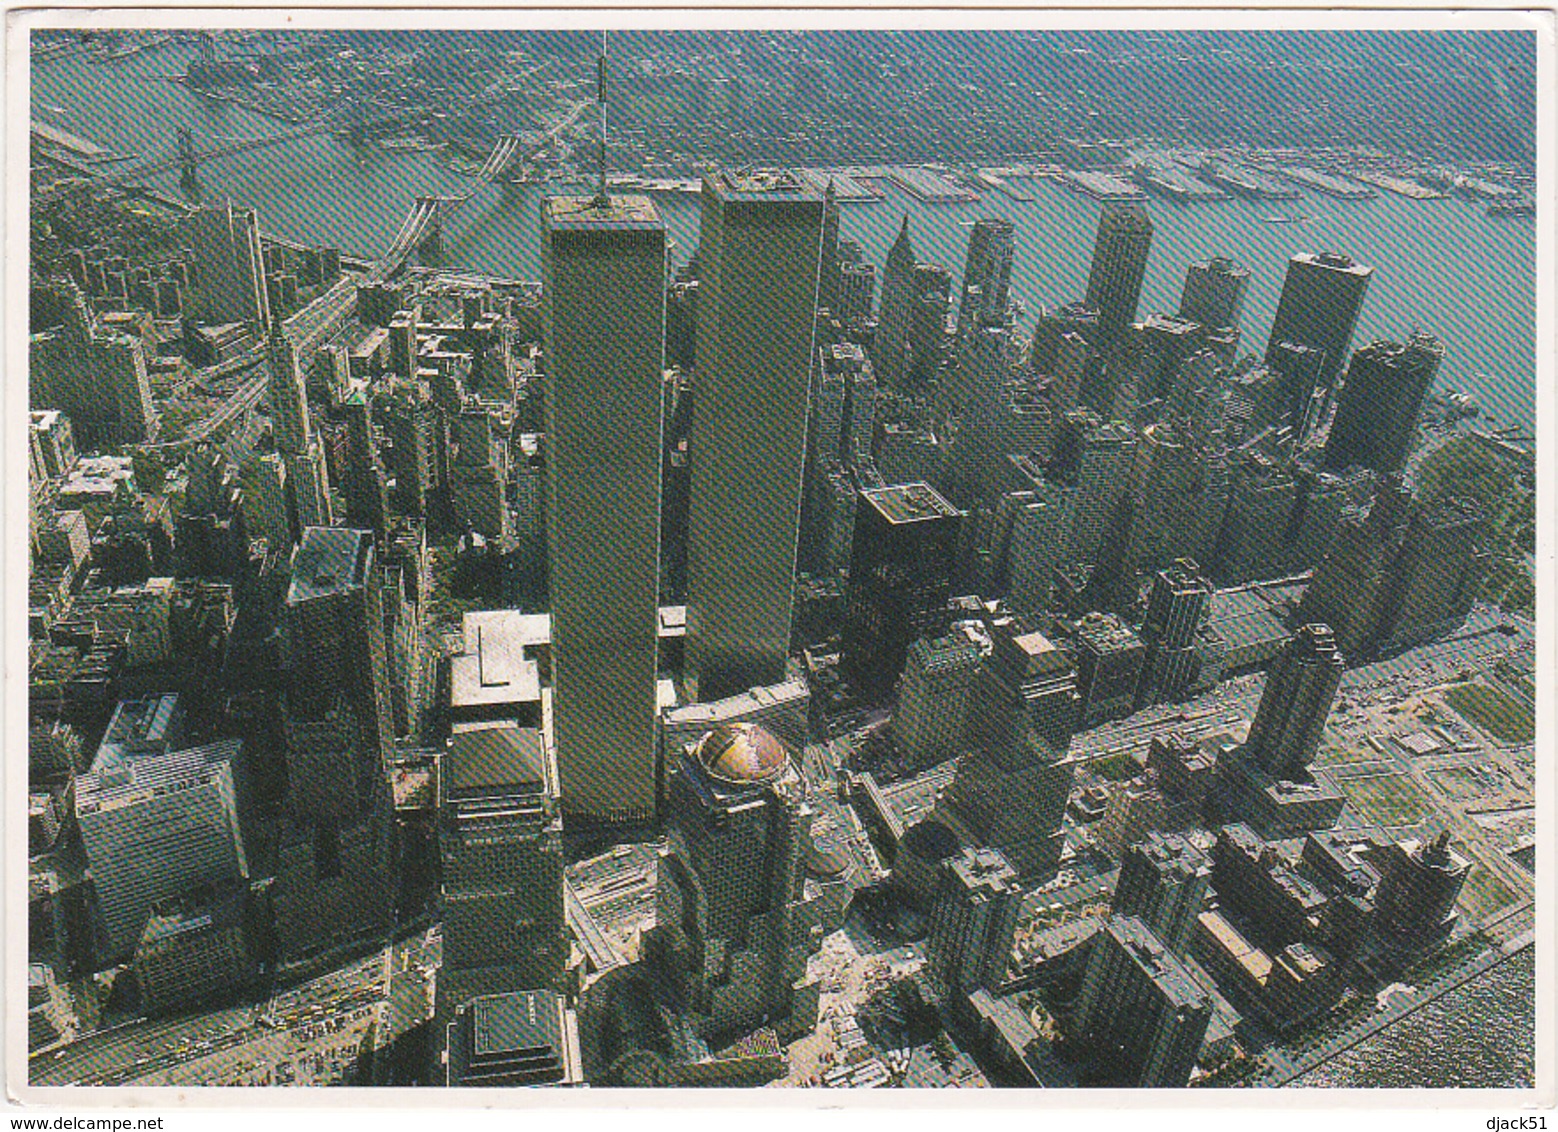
[5,5,1553,1124]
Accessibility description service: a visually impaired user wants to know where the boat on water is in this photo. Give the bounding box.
[1262,215,1298,223]
[42,104,68,115]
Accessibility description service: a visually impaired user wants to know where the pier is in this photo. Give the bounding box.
[1279,166,1377,199]
[1066,169,1145,201]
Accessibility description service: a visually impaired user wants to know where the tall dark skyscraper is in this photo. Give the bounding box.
[1064,415,1137,569]
[280,527,394,819]
[341,388,389,545]
[542,193,666,822]
[274,526,395,958]
[1084,203,1154,341]
[926,847,1023,999]
[1046,328,1092,420]
[1266,339,1331,437]
[909,262,953,383]
[944,728,1076,885]
[1372,830,1470,950]
[1299,473,1415,659]
[1263,252,1373,390]
[1130,313,1203,404]
[1118,420,1208,586]
[942,627,1079,883]
[1177,255,1249,334]
[437,724,566,1021]
[185,200,271,328]
[818,179,841,314]
[1073,612,1147,727]
[895,634,982,771]
[1112,832,1212,959]
[1244,623,1345,778]
[1136,557,1212,706]
[268,332,333,530]
[653,724,834,1041]
[1372,496,1489,654]
[1033,300,1101,379]
[954,217,1015,351]
[951,321,1011,506]
[1075,915,1212,1088]
[1324,334,1445,477]
[836,262,876,323]
[874,216,917,387]
[806,344,849,471]
[686,170,824,704]
[30,285,158,449]
[75,739,248,961]
[385,386,441,519]
[842,483,960,701]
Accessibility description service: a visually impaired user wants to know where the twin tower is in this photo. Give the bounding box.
[542,171,823,824]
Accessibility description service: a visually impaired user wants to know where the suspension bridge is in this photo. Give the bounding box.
[281,121,564,356]
[285,98,588,347]
[135,103,584,456]
[33,86,547,209]
[33,109,358,208]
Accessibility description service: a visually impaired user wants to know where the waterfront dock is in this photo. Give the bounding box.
[31,119,134,162]
[800,169,886,201]
[1206,162,1301,199]
[1066,169,1146,201]
[1279,166,1377,198]
[1133,160,1226,200]
[1349,170,1446,199]
[975,171,1037,202]
[884,165,978,203]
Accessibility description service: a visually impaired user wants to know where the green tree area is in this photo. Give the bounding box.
[1442,683,1534,745]
[1416,436,1535,617]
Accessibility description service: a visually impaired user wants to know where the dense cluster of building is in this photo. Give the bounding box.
[29,141,1496,1087]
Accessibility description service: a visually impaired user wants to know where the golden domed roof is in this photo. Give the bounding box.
[696,722,789,786]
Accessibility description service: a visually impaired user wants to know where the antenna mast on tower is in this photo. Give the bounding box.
[593,30,609,207]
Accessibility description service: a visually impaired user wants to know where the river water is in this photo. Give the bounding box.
[33,38,1537,430]
[1290,948,1536,1089]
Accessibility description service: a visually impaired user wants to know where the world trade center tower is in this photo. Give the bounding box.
[685,170,825,703]
[542,194,667,823]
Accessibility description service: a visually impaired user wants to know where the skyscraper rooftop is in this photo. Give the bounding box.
[1300,251,1372,277]
[446,990,574,1087]
[544,193,662,230]
[443,723,549,795]
[860,482,959,525]
[287,526,373,604]
[1108,915,1209,1012]
[693,721,791,787]
[76,739,241,813]
[708,168,817,200]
